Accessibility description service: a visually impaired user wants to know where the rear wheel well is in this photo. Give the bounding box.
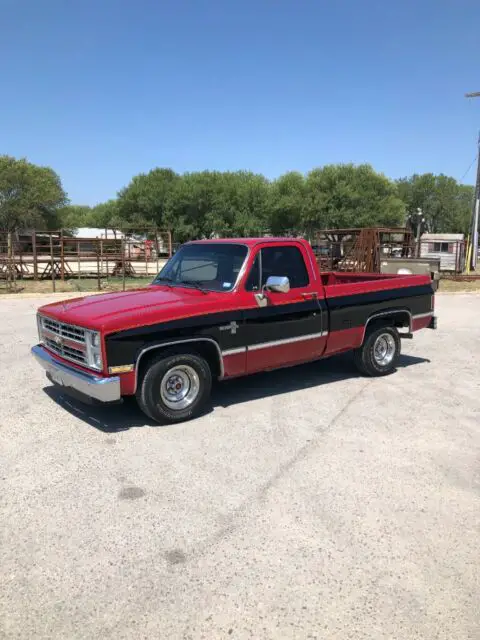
[364,311,411,339]
[135,340,222,389]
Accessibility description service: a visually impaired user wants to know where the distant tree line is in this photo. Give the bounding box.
[0,155,474,240]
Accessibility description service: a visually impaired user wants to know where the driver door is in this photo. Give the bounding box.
[242,243,327,373]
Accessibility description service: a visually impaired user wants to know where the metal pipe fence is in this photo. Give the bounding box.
[0,228,172,292]
[0,227,474,293]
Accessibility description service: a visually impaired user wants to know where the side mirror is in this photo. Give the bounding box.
[265,275,290,293]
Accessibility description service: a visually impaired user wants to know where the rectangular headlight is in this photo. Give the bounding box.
[86,330,103,371]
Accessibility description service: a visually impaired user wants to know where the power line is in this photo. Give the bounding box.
[460,155,478,182]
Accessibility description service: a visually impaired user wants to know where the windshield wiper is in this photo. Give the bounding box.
[154,276,174,288]
[178,280,208,294]
[155,275,208,294]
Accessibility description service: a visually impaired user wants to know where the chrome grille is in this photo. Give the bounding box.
[39,316,87,366]
[44,337,86,365]
[42,317,86,344]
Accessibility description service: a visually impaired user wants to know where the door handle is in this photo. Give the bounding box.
[301,292,318,300]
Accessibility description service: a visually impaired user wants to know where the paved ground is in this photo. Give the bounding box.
[0,293,479,639]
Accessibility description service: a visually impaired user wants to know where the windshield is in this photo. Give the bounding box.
[153,243,248,292]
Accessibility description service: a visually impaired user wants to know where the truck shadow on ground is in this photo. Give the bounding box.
[43,353,429,433]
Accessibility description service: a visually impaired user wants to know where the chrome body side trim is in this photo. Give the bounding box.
[248,331,328,352]
[222,347,247,356]
[222,330,329,357]
[134,337,224,390]
[32,345,120,403]
[412,312,434,320]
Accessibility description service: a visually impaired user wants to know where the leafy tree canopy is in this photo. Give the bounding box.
[163,171,270,242]
[57,205,92,230]
[0,156,67,231]
[117,168,179,228]
[396,173,473,235]
[303,164,406,233]
[2,156,473,241]
[267,171,306,236]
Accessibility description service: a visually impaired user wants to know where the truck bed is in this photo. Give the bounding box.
[320,271,432,296]
[320,272,412,286]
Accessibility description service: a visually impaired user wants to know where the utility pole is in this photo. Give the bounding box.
[471,133,480,271]
[465,92,480,270]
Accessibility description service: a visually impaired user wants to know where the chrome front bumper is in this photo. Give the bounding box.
[32,345,121,403]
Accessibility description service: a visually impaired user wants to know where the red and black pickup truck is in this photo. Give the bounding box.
[32,238,436,424]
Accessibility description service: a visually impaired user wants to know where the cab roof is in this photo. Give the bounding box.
[186,237,306,247]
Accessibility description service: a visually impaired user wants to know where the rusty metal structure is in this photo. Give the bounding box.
[311,228,416,272]
[1,225,468,293]
[0,228,172,292]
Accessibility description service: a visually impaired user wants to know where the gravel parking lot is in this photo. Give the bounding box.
[1,293,479,639]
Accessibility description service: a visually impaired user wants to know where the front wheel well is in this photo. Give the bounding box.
[135,340,222,390]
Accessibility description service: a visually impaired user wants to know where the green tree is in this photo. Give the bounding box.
[302,164,405,236]
[86,199,122,229]
[0,155,67,230]
[267,172,305,235]
[163,172,216,241]
[204,171,270,237]
[396,173,473,234]
[57,205,92,230]
[56,201,128,235]
[117,168,179,227]
[164,171,270,241]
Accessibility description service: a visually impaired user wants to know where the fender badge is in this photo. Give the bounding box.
[219,321,239,335]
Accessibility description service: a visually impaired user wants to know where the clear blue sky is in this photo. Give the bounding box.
[2,0,480,205]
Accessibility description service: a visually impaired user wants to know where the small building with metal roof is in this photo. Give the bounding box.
[420,233,465,272]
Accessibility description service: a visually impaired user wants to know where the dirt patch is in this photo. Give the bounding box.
[437,279,480,293]
[0,277,153,297]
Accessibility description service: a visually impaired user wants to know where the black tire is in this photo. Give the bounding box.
[353,326,400,377]
[136,351,212,424]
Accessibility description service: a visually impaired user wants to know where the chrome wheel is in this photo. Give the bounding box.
[160,365,200,411]
[373,333,396,366]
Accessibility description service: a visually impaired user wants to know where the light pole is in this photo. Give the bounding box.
[407,207,425,257]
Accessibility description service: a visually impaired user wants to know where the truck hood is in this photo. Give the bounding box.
[38,285,230,334]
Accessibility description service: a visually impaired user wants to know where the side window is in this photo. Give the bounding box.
[245,246,309,291]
